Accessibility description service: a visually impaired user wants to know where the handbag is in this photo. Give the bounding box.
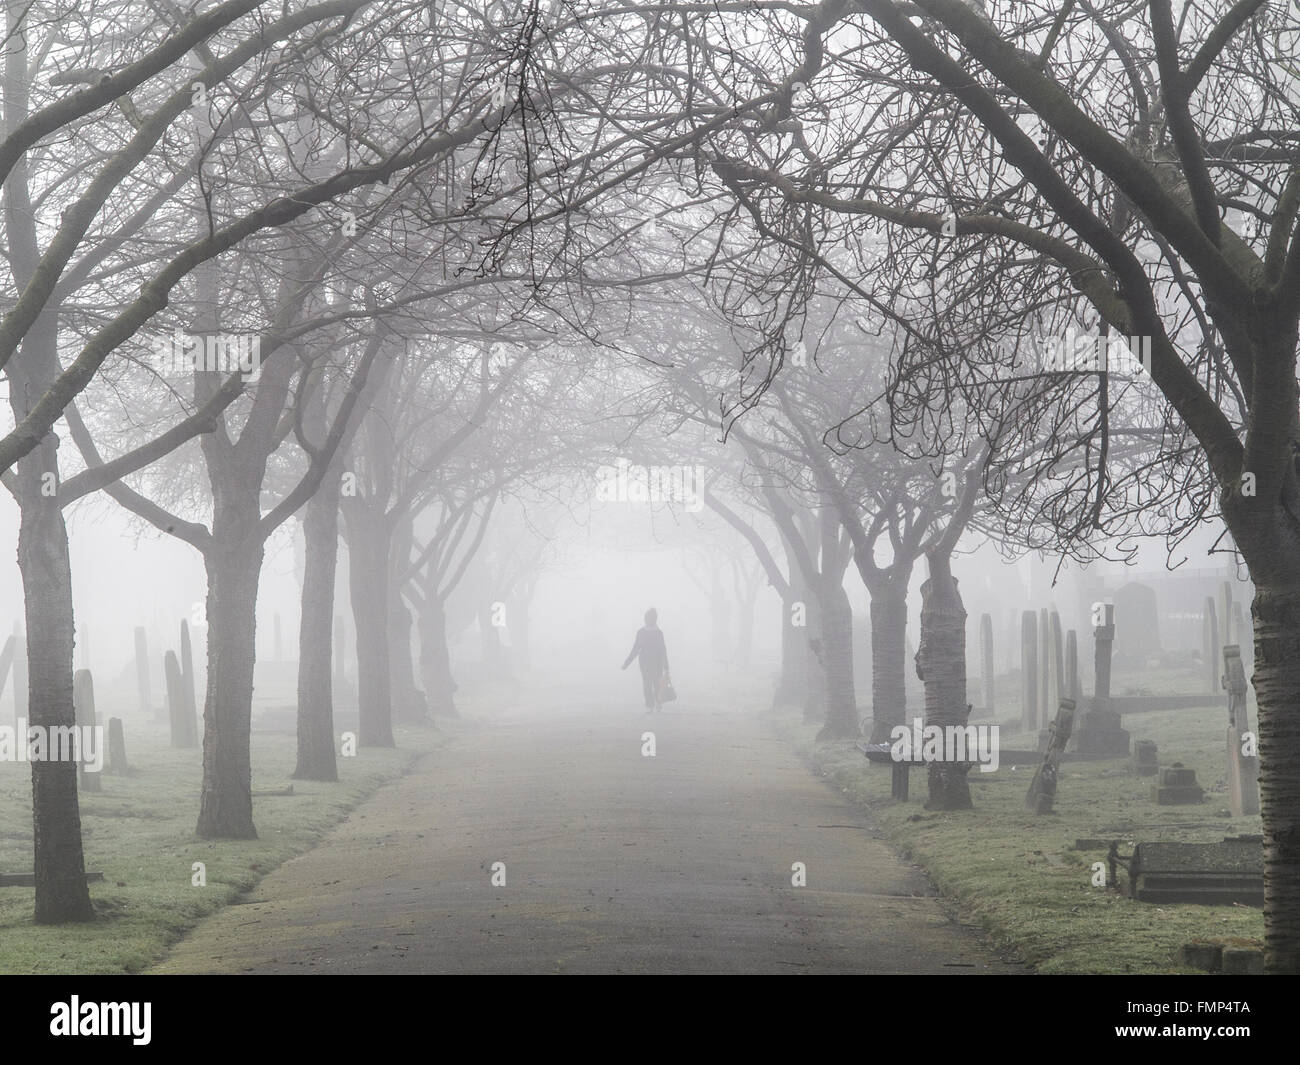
[659,674,677,702]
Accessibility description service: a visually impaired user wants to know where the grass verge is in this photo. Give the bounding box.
[771,702,1264,974]
[0,718,445,974]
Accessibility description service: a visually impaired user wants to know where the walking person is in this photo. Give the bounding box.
[621,607,670,712]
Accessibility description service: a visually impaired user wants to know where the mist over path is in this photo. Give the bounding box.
[150,701,1024,974]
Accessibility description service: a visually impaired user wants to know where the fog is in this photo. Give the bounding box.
[0,0,1291,993]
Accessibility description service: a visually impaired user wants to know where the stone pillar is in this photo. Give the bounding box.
[165,650,195,748]
[134,626,153,717]
[1026,697,1075,814]
[1020,611,1038,733]
[1073,602,1129,757]
[1203,597,1219,695]
[1222,645,1259,817]
[1037,608,1050,733]
[180,619,198,737]
[107,718,129,775]
[979,612,994,718]
[1065,628,1079,701]
[1049,610,1064,718]
[73,668,101,792]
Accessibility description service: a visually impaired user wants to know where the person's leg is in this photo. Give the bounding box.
[641,669,655,709]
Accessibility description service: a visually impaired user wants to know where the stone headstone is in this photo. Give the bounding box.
[73,668,101,793]
[979,613,994,717]
[180,619,198,736]
[165,650,195,748]
[1026,698,1075,814]
[1222,645,1259,817]
[1154,763,1203,805]
[1064,629,1079,701]
[1073,603,1130,757]
[1130,837,1263,905]
[107,717,128,775]
[1037,608,1049,733]
[1220,581,1235,646]
[1114,582,1160,661]
[1048,610,1064,721]
[1132,740,1159,776]
[1020,611,1038,732]
[1203,597,1219,695]
[133,626,153,717]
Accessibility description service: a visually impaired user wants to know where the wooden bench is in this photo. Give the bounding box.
[857,742,931,800]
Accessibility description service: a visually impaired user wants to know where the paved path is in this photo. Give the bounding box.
[151,702,1024,974]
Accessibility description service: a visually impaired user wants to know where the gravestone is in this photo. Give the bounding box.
[1129,837,1263,905]
[1222,645,1260,817]
[107,718,128,775]
[1132,739,1159,776]
[1154,763,1203,805]
[1220,581,1235,646]
[1064,629,1079,701]
[133,627,153,717]
[1114,582,1160,662]
[1073,602,1130,757]
[979,613,994,718]
[1037,608,1050,734]
[1040,608,1060,749]
[180,619,198,736]
[73,668,101,793]
[1025,698,1075,814]
[165,650,195,748]
[1203,598,1219,695]
[1020,611,1038,733]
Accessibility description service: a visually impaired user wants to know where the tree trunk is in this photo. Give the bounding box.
[1251,582,1300,973]
[294,475,340,781]
[734,574,758,668]
[196,518,263,839]
[347,510,395,747]
[802,590,824,724]
[418,596,459,718]
[710,569,731,662]
[867,583,909,744]
[817,581,858,739]
[918,552,972,811]
[388,595,427,724]
[478,600,503,671]
[17,438,95,923]
[773,594,804,707]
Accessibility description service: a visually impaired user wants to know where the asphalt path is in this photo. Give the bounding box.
[151,701,1024,974]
